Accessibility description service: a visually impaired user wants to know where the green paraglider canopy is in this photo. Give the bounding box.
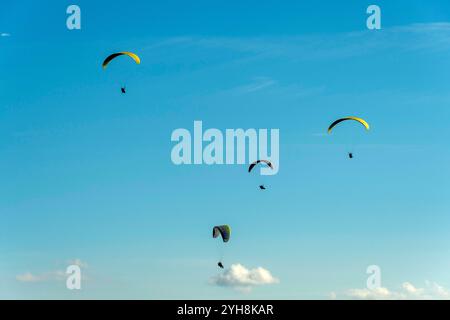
[212,225,231,243]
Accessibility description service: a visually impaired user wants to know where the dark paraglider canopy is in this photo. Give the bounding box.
[218,262,224,269]
[259,185,266,190]
[212,225,231,242]
[248,160,273,173]
[121,87,126,94]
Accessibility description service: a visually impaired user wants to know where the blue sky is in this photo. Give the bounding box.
[1,0,450,299]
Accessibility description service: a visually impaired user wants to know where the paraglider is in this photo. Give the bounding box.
[248,160,273,173]
[248,160,273,189]
[102,52,140,93]
[213,225,231,269]
[328,117,370,159]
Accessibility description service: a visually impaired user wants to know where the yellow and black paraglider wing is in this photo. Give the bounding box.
[212,225,231,243]
[102,52,141,69]
[327,117,370,134]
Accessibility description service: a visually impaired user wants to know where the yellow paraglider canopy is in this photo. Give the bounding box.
[327,117,370,134]
[102,52,141,69]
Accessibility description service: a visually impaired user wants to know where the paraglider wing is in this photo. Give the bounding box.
[212,225,231,243]
[327,117,370,134]
[102,52,141,69]
[248,160,273,173]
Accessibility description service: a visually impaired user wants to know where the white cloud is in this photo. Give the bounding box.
[16,259,88,284]
[16,272,44,283]
[238,77,277,93]
[338,281,450,300]
[147,23,450,66]
[16,270,66,283]
[210,263,279,292]
[425,281,450,299]
[1,33,10,37]
[346,287,405,300]
[402,282,424,296]
[67,258,88,268]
